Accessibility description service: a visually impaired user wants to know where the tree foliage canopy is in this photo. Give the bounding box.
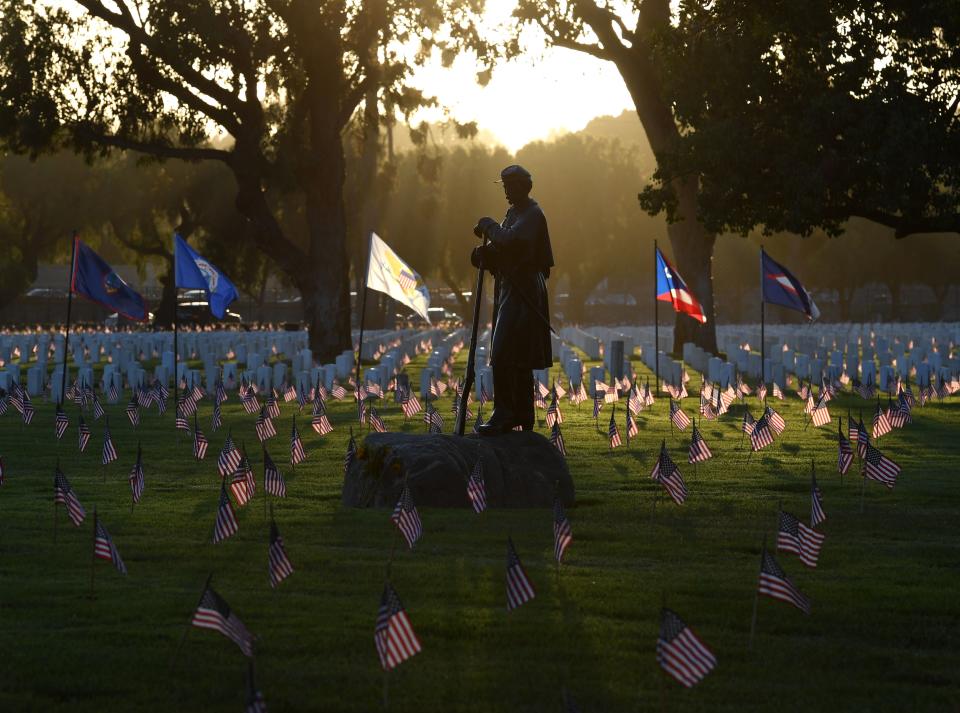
[638,0,960,239]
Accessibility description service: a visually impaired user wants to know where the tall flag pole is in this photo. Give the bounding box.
[354,232,374,402]
[759,247,766,392]
[60,232,78,405]
[653,239,659,393]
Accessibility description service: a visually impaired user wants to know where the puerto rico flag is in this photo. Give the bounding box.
[761,249,820,320]
[655,248,707,324]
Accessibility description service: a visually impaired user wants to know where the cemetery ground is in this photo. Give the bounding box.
[1,349,958,713]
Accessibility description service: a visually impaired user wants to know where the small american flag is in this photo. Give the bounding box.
[256,409,277,442]
[651,440,687,505]
[344,431,357,476]
[0,456,4,485]
[268,520,294,588]
[772,382,784,400]
[54,468,86,526]
[92,394,105,420]
[215,379,228,405]
[78,415,91,452]
[750,414,774,451]
[872,401,892,439]
[102,419,118,465]
[777,510,825,567]
[742,408,756,435]
[375,583,422,670]
[398,269,417,292]
[230,457,255,507]
[810,397,831,427]
[401,390,422,418]
[391,486,422,548]
[626,409,638,440]
[811,468,826,527]
[125,396,140,428]
[331,383,347,400]
[241,387,260,414]
[245,663,267,713]
[628,384,642,415]
[368,407,386,433]
[550,422,566,456]
[757,547,811,614]
[312,411,333,436]
[213,481,239,543]
[608,408,622,449]
[427,406,444,434]
[764,406,786,434]
[191,585,255,656]
[545,392,563,427]
[688,423,713,463]
[757,382,768,402]
[55,406,69,440]
[506,537,536,611]
[218,434,243,478]
[656,608,717,688]
[837,421,854,475]
[553,498,572,564]
[263,449,286,497]
[290,418,306,466]
[863,443,900,488]
[129,444,145,505]
[266,395,281,419]
[466,459,487,513]
[669,401,691,430]
[193,420,209,460]
[94,513,127,575]
[592,391,603,419]
[211,400,222,431]
[175,405,189,432]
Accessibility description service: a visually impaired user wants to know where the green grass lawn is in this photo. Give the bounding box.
[1,350,958,713]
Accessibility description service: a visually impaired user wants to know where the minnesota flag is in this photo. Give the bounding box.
[366,233,430,321]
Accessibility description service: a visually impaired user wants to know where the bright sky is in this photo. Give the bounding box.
[409,1,635,151]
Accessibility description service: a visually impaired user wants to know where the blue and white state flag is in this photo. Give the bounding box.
[174,234,239,318]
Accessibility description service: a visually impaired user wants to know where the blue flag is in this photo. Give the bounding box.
[761,249,819,320]
[71,236,147,321]
[174,234,238,319]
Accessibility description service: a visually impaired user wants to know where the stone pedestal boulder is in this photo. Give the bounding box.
[341,432,574,509]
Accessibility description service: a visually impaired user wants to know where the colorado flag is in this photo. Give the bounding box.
[366,233,430,322]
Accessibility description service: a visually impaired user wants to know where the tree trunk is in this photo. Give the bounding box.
[153,254,176,328]
[889,282,902,321]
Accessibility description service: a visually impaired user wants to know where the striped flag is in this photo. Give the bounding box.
[175,405,189,432]
[54,468,86,526]
[550,422,566,456]
[757,382,768,402]
[391,485,422,548]
[344,431,357,476]
[553,498,572,564]
[230,454,255,507]
[211,400,222,431]
[193,419,209,460]
[255,408,277,442]
[592,390,602,419]
[764,406,786,434]
[368,406,386,433]
[506,537,536,611]
[688,422,713,463]
[78,415,91,452]
[546,391,563,427]
[626,408,638,441]
[777,510,825,568]
[213,481,239,543]
[191,585,255,656]
[608,408,622,449]
[427,406,444,434]
[55,406,69,440]
[375,583,422,671]
[628,384,642,416]
[263,449,286,497]
[401,389,422,418]
[102,418,118,465]
[125,396,140,428]
[863,443,900,488]
[94,512,127,575]
[92,393,105,420]
[837,421,854,475]
[656,608,717,688]
[810,397,831,427]
[856,414,869,458]
[757,547,811,614]
[872,401,892,439]
[651,440,687,505]
[218,433,242,478]
[129,444,145,505]
[268,520,294,588]
[669,401,691,430]
[742,408,756,435]
[466,459,487,514]
[750,414,774,451]
[811,468,826,527]
[772,382,784,400]
[290,417,306,466]
[266,395,281,419]
[0,457,4,485]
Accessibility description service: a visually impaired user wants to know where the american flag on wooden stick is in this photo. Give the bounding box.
[94,512,127,575]
[268,520,294,588]
[55,406,68,440]
[651,440,687,505]
[102,418,118,465]
[669,400,691,430]
[688,422,712,463]
[757,547,811,614]
[764,405,786,434]
[553,498,572,564]
[129,444,145,505]
[125,396,140,428]
[608,408,622,449]
[550,422,566,456]
[213,481,239,543]
[863,443,900,488]
[872,401,892,439]
[777,510,825,568]
[191,585,255,656]
[391,485,422,548]
[811,468,826,527]
[344,431,357,476]
[211,400,222,431]
[656,608,717,688]
[506,538,536,611]
[54,467,86,526]
[750,414,774,451]
[193,415,209,460]
[255,409,277,442]
[218,433,243,478]
[742,408,756,435]
[263,449,286,497]
[375,582,422,671]
[837,421,854,475]
[466,459,487,513]
[290,417,306,466]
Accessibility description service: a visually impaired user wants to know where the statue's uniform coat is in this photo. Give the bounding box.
[482,198,554,370]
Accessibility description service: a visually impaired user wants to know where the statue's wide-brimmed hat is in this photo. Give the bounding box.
[496,164,532,183]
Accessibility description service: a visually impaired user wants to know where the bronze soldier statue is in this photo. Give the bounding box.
[471,164,554,435]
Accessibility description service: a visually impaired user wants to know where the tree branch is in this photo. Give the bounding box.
[75,128,232,164]
[535,16,610,61]
[852,209,960,239]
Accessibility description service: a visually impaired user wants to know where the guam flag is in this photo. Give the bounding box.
[655,247,707,324]
[71,235,147,321]
[174,234,239,318]
[761,249,820,321]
